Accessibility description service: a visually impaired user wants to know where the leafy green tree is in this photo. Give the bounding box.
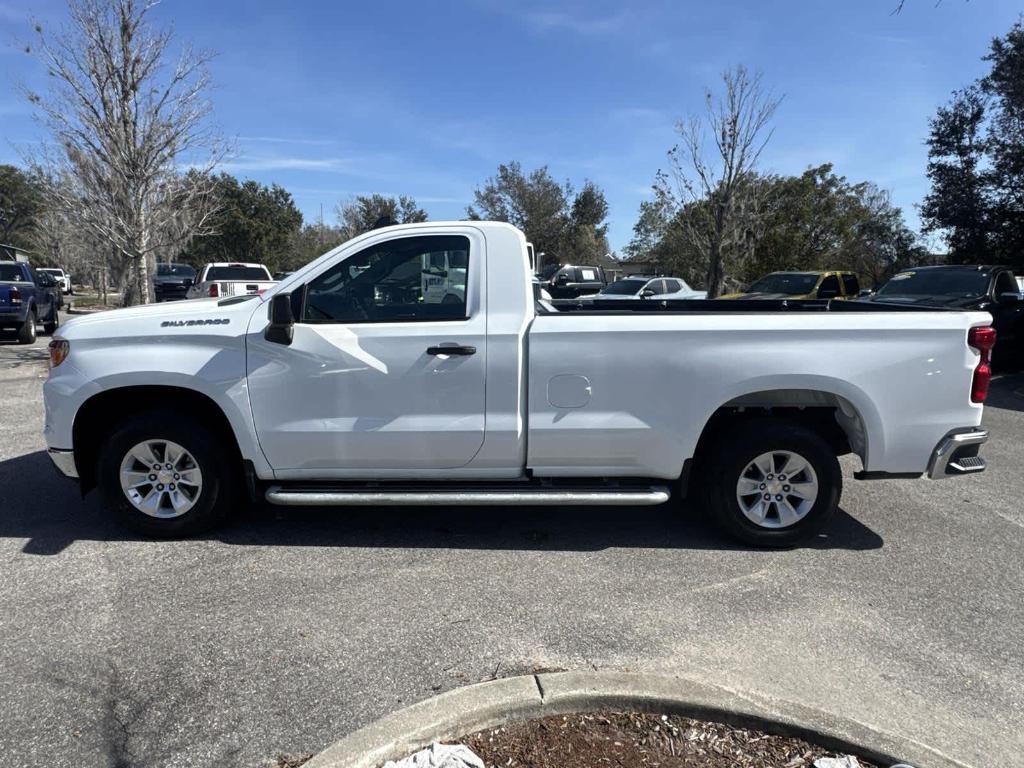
[922,19,1024,267]
[284,223,348,272]
[467,162,571,258]
[0,165,44,249]
[468,162,610,264]
[336,194,427,239]
[181,174,303,273]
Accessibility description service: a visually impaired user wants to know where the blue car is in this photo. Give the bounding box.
[0,261,61,344]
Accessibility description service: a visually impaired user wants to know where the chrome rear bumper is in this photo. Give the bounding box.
[47,448,78,479]
[926,429,988,479]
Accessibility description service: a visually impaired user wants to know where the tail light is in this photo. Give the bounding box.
[208,283,220,298]
[9,287,21,305]
[48,339,69,368]
[968,326,996,403]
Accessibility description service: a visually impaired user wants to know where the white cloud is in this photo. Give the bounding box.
[521,9,627,36]
[215,156,347,172]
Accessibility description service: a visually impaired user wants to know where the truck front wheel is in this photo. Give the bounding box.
[97,412,234,537]
[701,419,841,547]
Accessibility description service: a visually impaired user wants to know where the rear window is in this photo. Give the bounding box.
[0,264,26,281]
[205,265,271,282]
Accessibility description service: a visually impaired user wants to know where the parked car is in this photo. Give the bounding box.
[597,275,707,301]
[44,221,994,548]
[721,271,861,300]
[153,263,197,302]
[866,265,1023,366]
[37,267,72,295]
[186,262,275,299]
[0,261,61,343]
[538,263,607,298]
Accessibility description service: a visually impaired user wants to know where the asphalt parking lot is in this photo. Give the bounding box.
[1,314,1022,768]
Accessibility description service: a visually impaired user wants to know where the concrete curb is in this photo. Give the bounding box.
[66,306,107,315]
[303,671,971,768]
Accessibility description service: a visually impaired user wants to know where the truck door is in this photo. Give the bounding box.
[246,230,487,474]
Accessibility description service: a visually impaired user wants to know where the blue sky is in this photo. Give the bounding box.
[2,0,1022,253]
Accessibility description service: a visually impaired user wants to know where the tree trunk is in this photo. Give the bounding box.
[705,239,724,298]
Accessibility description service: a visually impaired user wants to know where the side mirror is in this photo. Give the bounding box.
[183,278,194,287]
[265,292,294,345]
[999,291,1021,304]
[556,273,569,285]
[857,289,874,297]
[640,288,656,298]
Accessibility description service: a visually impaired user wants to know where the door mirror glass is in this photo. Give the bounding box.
[640,288,656,298]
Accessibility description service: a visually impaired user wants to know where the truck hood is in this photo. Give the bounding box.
[59,295,263,340]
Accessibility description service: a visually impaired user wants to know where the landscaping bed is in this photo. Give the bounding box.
[461,711,877,768]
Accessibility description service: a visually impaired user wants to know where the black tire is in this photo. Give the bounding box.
[701,418,841,548]
[16,309,37,344]
[43,305,60,335]
[97,411,236,537]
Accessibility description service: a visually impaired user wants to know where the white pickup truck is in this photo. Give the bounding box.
[43,221,993,546]
[185,262,276,299]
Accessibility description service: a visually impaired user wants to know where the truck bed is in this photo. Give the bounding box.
[545,297,963,314]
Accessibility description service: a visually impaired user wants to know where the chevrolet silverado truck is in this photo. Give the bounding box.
[43,222,993,546]
[1,261,61,343]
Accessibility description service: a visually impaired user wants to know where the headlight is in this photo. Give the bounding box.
[48,339,69,368]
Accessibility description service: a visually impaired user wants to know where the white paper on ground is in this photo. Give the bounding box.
[382,742,485,768]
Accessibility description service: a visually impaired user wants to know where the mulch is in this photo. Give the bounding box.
[461,711,877,768]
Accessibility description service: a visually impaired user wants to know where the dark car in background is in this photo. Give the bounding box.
[866,265,1023,366]
[539,263,608,299]
[153,262,196,302]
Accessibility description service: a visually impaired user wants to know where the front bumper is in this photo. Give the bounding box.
[47,448,78,478]
[926,429,988,479]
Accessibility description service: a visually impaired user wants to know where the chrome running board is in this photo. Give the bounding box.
[265,485,671,507]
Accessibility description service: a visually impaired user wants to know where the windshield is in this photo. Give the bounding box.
[205,265,271,281]
[877,269,990,298]
[747,273,820,295]
[601,279,646,295]
[38,268,63,276]
[157,263,196,277]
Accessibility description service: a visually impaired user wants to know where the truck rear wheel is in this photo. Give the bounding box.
[97,411,234,537]
[17,309,36,344]
[701,418,841,547]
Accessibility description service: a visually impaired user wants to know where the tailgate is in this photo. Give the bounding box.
[217,280,275,296]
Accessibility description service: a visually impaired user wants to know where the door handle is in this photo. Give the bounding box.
[426,344,476,356]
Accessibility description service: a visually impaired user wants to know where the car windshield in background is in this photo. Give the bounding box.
[158,264,196,277]
[205,266,270,281]
[601,279,646,295]
[877,269,990,298]
[39,268,63,275]
[747,273,819,295]
[0,264,25,281]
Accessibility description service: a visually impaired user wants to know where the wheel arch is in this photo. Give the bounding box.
[72,385,245,493]
[684,382,880,495]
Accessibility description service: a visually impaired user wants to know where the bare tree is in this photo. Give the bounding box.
[664,65,781,297]
[24,0,223,306]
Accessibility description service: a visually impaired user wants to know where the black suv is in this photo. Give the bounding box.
[868,265,1023,365]
[539,263,608,299]
[153,263,197,302]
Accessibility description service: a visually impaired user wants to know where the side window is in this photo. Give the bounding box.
[841,274,860,296]
[665,279,682,293]
[817,275,841,298]
[994,271,1016,296]
[303,235,470,324]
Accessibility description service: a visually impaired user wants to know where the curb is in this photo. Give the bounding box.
[66,306,107,315]
[303,671,971,768]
